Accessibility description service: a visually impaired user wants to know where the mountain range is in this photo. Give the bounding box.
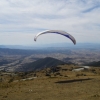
[1,43,100,49]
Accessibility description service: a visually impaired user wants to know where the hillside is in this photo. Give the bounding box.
[16,57,66,72]
[86,61,100,67]
[0,64,100,100]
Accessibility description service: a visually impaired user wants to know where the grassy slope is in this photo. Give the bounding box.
[0,66,100,100]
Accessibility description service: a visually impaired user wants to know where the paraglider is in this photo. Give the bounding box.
[34,30,76,45]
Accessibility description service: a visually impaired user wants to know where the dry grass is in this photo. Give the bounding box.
[0,67,100,100]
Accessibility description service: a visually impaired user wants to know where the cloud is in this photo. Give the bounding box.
[0,0,100,45]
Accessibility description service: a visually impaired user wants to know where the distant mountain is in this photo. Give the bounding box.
[0,45,32,49]
[0,47,72,55]
[16,57,66,72]
[0,48,39,55]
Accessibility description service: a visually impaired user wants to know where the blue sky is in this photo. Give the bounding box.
[0,0,100,45]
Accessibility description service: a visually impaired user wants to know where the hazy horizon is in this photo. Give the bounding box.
[0,43,100,50]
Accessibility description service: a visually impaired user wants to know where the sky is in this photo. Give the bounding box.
[0,0,100,45]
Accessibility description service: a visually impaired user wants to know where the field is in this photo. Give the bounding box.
[0,66,100,100]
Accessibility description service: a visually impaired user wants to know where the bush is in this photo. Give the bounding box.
[76,73,86,77]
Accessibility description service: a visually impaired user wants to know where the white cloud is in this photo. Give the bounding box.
[0,0,100,45]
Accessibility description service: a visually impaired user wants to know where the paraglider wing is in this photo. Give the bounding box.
[34,30,76,45]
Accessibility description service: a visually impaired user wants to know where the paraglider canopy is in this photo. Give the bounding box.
[34,30,76,45]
